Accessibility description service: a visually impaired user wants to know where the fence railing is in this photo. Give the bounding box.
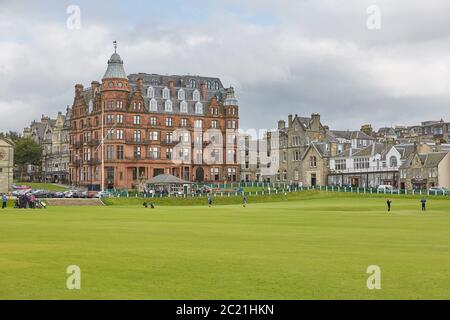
[105,184,450,199]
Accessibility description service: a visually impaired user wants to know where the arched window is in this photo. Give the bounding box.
[195,102,203,114]
[206,81,212,89]
[147,86,155,98]
[180,101,188,113]
[149,98,157,111]
[165,100,173,112]
[214,81,220,90]
[162,87,170,99]
[193,89,200,102]
[178,89,185,101]
[189,79,196,88]
[390,156,398,168]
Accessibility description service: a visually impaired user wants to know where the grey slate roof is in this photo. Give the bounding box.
[329,130,375,141]
[352,142,385,157]
[103,53,127,80]
[146,174,192,185]
[399,151,448,169]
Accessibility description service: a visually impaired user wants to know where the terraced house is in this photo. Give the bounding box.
[399,144,450,190]
[69,48,239,190]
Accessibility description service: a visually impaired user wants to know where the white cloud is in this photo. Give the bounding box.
[0,0,449,133]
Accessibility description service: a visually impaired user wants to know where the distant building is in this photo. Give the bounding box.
[399,145,450,190]
[376,119,450,143]
[0,138,14,193]
[23,110,71,183]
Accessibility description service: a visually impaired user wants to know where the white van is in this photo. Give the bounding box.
[377,185,395,193]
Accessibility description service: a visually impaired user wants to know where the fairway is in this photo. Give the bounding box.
[1,195,450,299]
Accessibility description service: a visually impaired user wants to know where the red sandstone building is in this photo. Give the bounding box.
[69,48,239,190]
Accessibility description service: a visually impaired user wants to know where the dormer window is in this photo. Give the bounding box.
[149,98,157,111]
[133,102,141,111]
[193,89,200,102]
[178,89,185,100]
[195,102,203,114]
[162,87,170,99]
[147,86,155,98]
[165,100,173,112]
[180,101,188,113]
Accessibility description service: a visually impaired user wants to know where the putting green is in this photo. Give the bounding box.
[0,195,449,299]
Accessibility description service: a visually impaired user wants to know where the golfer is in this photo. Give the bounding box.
[421,198,427,211]
[243,195,247,207]
[386,199,392,212]
[1,193,7,209]
[207,195,212,207]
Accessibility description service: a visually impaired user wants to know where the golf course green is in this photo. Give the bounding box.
[1,193,449,299]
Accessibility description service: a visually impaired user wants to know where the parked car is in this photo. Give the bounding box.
[429,187,450,195]
[64,190,75,198]
[96,191,112,198]
[377,185,397,193]
[86,191,98,198]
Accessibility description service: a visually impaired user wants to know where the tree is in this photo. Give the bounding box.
[14,137,42,181]
[0,131,21,143]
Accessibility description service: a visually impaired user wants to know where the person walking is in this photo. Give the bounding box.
[207,195,212,207]
[421,198,427,212]
[386,199,392,212]
[242,195,247,208]
[1,193,7,209]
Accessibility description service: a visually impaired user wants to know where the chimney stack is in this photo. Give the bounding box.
[288,114,293,127]
[91,81,100,95]
[330,141,337,156]
[200,81,207,100]
[75,84,84,98]
[137,78,144,92]
[435,139,442,152]
[168,80,174,97]
[278,120,286,130]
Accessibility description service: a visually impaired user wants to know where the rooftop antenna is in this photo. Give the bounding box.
[113,40,117,53]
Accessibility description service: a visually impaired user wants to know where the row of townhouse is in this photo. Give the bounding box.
[239,114,450,190]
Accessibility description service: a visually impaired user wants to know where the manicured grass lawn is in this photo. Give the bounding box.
[15,182,69,192]
[0,195,449,299]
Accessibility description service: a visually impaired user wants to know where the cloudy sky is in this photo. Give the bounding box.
[1,0,450,133]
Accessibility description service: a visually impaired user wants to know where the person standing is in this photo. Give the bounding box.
[1,193,7,209]
[421,198,427,211]
[386,199,392,212]
[207,195,212,207]
[242,195,247,208]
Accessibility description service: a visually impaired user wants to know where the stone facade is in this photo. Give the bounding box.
[300,142,330,187]
[69,49,239,190]
[0,138,14,193]
[272,114,327,184]
[399,146,450,190]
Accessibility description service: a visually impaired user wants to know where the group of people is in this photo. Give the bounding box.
[15,193,46,209]
[207,194,247,207]
[386,198,427,212]
[1,192,46,209]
